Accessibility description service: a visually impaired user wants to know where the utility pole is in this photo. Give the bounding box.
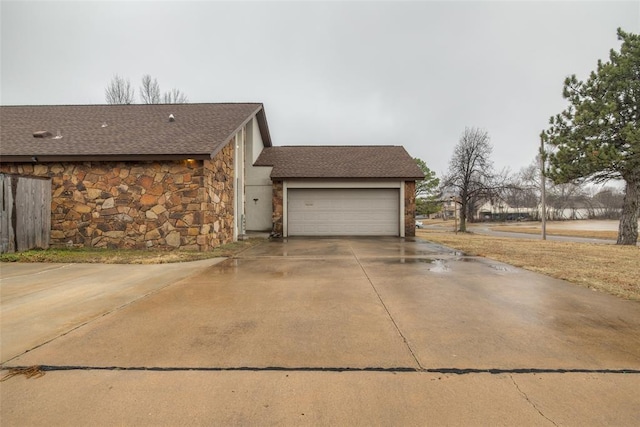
[540,137,547,240]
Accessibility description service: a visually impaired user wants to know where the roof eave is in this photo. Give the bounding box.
[270,176,424,180]
[255,106,273,148]
[209,104,273,160]
[0,154,212,163]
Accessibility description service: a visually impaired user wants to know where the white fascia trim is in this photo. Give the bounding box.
[283,181,289,237]
[285,180,402,189]
[400,182,405,237]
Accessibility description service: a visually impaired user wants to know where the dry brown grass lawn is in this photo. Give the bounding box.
[489,225,618,240]
[416,229,640,301]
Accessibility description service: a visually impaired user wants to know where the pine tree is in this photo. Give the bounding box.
[542,29,639,245]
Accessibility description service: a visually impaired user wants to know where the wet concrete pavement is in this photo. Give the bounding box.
[0,259,225,363]
[2,237,640,425]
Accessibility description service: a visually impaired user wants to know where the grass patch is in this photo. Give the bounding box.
[0,239,263,264]
[489,225,618,240]
[417,229,640,301]
[421,219,623,240]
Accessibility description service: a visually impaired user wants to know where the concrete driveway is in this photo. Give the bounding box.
[2,237,640,425]
[0,258,225,363]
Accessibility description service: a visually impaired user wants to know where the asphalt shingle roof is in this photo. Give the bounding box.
[254,146,425,180]
[0,103,269,160]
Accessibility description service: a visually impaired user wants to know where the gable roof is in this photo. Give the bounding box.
[254,146,424,180]
[0,103,271,162]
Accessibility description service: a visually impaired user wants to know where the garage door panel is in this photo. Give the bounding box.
[288,188,399,236]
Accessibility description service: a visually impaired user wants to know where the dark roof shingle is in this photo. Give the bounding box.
[255,146,424,179]
[0,103,270,161]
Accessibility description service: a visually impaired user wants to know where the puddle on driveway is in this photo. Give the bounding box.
[488,264,515,273]
[364,256,517,275]
[429,259,450,273]
[379,258,436,265]
[368,256,471,265]
[365,257,453,272]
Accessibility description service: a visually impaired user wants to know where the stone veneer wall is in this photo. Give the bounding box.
[271,181,283,235]
[404,181,417,237]
[0,144,235,251]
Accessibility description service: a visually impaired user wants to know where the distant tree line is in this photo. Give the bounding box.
[105,74,188,105]
[501,163,625,220]
[437,128,625,229]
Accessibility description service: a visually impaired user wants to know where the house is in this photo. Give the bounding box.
[542,199,609,221]
[475,200,534,221]
[0,104,423,251]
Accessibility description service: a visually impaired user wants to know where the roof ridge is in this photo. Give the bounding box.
[0,102,264,108]
[275,145,402,148]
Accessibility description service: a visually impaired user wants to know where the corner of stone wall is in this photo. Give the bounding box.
[405,181,416,237]
[272,181,283,235]
[202,143,235,250]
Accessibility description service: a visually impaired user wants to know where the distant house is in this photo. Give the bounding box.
[475,200,535,221]
[474,198,612,222]
[544,199,609,220]
[0,104,423,251]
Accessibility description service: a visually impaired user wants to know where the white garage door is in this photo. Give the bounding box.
[287,188,400,236]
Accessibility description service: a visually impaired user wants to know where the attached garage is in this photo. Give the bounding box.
[287,188,400,236]
[253,145,425,238]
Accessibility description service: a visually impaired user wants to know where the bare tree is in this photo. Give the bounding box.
[163,88,188,104]
[105,74,135,104]
[441,127,499,232]
[500,163,542,218]
[105,74,189,104]
[140,74,161,104]
[547,182,588,219]
[593,187,624,219]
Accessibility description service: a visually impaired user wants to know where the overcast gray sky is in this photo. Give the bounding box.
[2,1,638,177]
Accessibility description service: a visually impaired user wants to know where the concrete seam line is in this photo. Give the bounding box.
[2,365,639,374]
[348,243,424,371]
[0,263,73,282]
[509,374,559,426]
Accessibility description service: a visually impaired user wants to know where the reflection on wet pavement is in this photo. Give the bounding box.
[429,259,449,273]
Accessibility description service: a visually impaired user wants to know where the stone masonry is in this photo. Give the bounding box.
[271,181,283,235]
[404,181,416,237]
[0,144,235,251]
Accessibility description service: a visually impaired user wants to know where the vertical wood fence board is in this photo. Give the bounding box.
[16,178,29,251]
[41,178,51,249]
[1,174,51,253]
[0,174,16,253]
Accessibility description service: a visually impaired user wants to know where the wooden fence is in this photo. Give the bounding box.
[0,174,51,253]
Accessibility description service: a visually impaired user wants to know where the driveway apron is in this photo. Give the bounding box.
[2,237,640,426]
[0,259,224,363]
[5,237,640,372]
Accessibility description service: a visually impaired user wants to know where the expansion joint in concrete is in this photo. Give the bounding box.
[348,245,424,371]
[3,365,638,375]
